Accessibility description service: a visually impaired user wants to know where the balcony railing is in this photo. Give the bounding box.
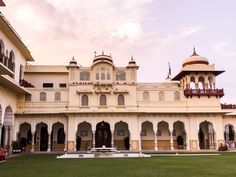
[19,79,34,88]
[184,88,224,98]
[221,104,236,109]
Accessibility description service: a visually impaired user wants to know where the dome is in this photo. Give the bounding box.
[93,51,113,64]
[182,48,209,67]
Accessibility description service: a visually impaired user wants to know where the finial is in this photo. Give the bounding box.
[0,0,6,6]
[94,51,97,57]
[166,62,171,80]
[72,56,75,60]
[131,55,134,60]
[191,46,199,56]
[102,51,104,55]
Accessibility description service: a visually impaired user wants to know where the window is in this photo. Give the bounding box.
[8,51,15,72]
[80,71,90,80]
[0,40,5,63]
[40,92,46,101]
[96,73,99,80]
[107,73,110,80]
[118,94,125,106]
[55,92,61,101]
[25,94,31,102]
[81,95,89,106]
[159,91,165,101]
[101,73,105,80]
[43,83,53,88]
[59,83,67,88]
[19,65,24,82]
[174,91,180,101]
[143,91,149,101]
[100,95,107,106]
[116,71,126,81]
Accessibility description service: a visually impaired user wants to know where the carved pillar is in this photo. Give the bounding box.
[170,131,174,150]
[31,131,35,152]
[47,133,51,152]
[138,130,142,151]
[154,127,158,151]
[64,132,67,151]
[92,131,96,148]
[111,129,114,148]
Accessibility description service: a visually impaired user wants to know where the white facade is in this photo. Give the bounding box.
[1,12,236,153]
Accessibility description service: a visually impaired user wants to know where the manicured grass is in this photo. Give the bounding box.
[1,153,236,177]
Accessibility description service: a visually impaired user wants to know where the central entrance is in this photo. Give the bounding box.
[95,121,111,148]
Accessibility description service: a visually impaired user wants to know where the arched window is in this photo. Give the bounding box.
[143,91,149,101]
[189,76,196,89]
[40,92,46,101]
[96,73,99,80]
[107,73,110,80]
[159,91,165,101]
[81,95,89,106]
[4,50,8,66]
[174,91,180,101]
[80,71,90,80]
[118,94,125,105]
[8,51,15,72]
[198,76,205,89]
[0,40,4,63]
[100,95,107,106]
[208,76,213,89]
[116,71,126,81]
[55,92,61,101]
[101,73,105,80]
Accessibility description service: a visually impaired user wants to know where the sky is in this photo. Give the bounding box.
[1,0,236,103]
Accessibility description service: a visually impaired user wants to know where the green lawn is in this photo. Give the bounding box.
[1,153,236,177]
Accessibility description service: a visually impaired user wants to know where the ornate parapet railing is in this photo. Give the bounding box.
[221,104,236,109]
[19,79,34,88]
[17,101,69,108]
[184,88,224,98]
[137,101,188,106]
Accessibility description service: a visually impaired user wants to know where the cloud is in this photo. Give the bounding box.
[111,22,143,41]
[214,41,228,51]
[162,26,203,44]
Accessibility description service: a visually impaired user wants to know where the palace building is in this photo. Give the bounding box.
[1,11,236,153]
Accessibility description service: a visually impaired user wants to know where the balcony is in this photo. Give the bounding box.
[184,88,224,98]
[19,79,34,88]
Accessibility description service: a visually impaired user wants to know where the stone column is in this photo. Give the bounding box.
[64,132,67,151]
[31,132,35,152]
[138,131,142,151]
[154,127,158,151]
[111,130,114,148]
[47,133,51,152]
[92,131,96,148]
[185,133,190,150]
[170,131,174,150]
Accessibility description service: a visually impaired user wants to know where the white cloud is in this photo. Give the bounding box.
[214,41,228,51]
[111,22,143,41]
[162,26,203,44]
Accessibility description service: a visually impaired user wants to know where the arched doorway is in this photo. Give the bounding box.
[95,121,111,148]
[114,121,130,150]
[141,121,154,150]
[35,123,48,151]
[224,124,235,148]
[173,121,186,149]
[157,121,170,150]
[3,105,13,150]
[18,122,32,151]
[76,122,92,151]
[51,122,65,151]
[198,121,215,149]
